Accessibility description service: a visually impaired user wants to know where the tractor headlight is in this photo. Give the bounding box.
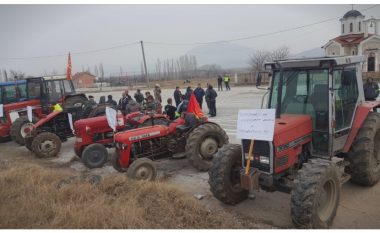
[259,156,270,164]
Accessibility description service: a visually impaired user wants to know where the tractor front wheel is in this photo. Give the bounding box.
[31,132,62,158]
[126,158,157,181]
[81,143,109,169]
[291,159,340,229]
[209,144,248,204]
[345,112,380,186]
[10,117,36,145]
[186,123,228,171]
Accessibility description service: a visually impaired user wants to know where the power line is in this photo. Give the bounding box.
[145,4,379,46]
[0,41,139,61]
[0,4,378,61]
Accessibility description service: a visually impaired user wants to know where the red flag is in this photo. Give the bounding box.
[66,52,72,80]
[187,93,204,118]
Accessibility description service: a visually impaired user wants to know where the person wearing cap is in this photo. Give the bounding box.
[153,84,162,103]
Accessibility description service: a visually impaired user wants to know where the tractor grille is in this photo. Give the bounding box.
[242,139,271,173]
[276,155,289,168]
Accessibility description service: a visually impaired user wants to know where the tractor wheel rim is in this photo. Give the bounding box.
[134,166,153,180]
[199,137,218,159]
[39,140,56,153]
[88,151,103,165]
[317,178,337,222]
[21,123,34,138]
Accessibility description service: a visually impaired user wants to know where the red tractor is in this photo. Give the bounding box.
[73,111,170,168]
[208,56,380,228]
[112,113,228,180]
[2,76,87,145]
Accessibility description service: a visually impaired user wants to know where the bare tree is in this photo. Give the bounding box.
[99,63,104,90]
[94,65,99,77]
[269,46,290,61]
[3,69,8,81]
[249,49,270,72]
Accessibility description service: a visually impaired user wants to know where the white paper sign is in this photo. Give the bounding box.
[0,104,3,117]
[27,106,33,122]
[236,109,276,141]
[106,107,117,132]
[67,113,74,132]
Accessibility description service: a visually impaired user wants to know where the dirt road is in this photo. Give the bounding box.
[2,85,380,228]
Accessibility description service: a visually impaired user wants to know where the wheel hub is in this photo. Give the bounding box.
[21,123,34,138]
[88,151,102,164]
[200,138,218,159]
[39,140,56,153]
[317,179,337,222]
[134,166,153,180]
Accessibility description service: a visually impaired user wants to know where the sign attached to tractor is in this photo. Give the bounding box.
[27,106,33,122]
[236,109,276,141]
[0,104,3,117]
[106,107,117,132]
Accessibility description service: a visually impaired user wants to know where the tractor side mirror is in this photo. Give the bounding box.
[342,70,353,86]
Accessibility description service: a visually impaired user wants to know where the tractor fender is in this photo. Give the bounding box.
[33,110,63,129]
[343,101,380,153]
[64,93,87,101]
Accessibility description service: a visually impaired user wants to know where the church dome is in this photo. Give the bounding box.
[343,10,363,19]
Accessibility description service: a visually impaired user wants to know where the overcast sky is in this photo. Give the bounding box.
[0,4,379,76]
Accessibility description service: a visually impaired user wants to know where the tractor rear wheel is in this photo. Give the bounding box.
[112,150,127,172]
[31,132,62,158]
[81,143,108,169]
[345,112,380,186]
[209,144,248,204]
[126,158,157,181]
[10,116,36,145]
[186,123,228,171]
[63,96,87,109]
[291,159,340,229]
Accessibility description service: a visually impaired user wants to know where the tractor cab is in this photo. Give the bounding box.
[0,80,27,105]
[263,56,365,157]
[26,76,77,112]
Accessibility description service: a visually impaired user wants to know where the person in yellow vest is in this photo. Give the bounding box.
[53,103,63,111]
[223,73,231,91]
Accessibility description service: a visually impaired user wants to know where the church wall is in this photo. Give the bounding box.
[325,44,341,56]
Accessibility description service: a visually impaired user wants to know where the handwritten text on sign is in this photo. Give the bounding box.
[236,109,276,141]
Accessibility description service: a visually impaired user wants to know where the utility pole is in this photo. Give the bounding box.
[140,40,149,88]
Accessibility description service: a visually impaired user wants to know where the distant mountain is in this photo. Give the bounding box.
[186,42,254,69]
[289,47,325,59]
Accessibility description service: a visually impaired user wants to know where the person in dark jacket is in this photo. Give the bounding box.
[185,86,193,100]
[107,95,118,109]
[364,78,379,101]
[193,83,205,108]
[118,89,131,113]
[173,86,182,107]
[217,75,223,91]
[205,85,217,117]
[177,95,189,115]
[164,98,177,120]
[126,97,141,114]
[134,89,144,105]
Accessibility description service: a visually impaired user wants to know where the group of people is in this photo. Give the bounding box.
[217,73,231,91]
[173,83,218,117]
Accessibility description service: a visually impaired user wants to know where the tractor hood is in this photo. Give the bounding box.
[273,114,313,149]
[114,125,168,143]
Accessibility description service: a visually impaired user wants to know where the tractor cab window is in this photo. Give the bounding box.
[269,69,329,153]
[46,80,64,103]
[1,84,27,104]
[62,80,74,94]
[333,68,358,130]
[27,80,42,99]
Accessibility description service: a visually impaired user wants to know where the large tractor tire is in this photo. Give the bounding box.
[126,158,157,181]
[10,116,36,145]
[345,112,380,186]
[209,144,248,204]
[112,150,127,172]
[81,143,108,169]
[291,159,340,229]
[31,132,62,158]
[185,123,228,171]
[63,96,87,109]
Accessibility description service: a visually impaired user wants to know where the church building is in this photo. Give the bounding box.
[322,9,380,73]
